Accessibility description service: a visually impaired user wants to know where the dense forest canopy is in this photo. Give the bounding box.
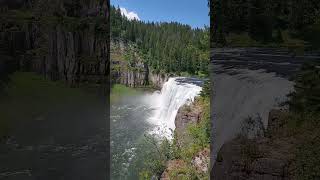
[110,6,209,76]
[210,0,320,49]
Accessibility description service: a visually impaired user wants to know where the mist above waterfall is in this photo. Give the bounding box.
[145,77,203,140]
[111,78,203,178]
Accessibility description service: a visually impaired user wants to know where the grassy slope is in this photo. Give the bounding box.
[110,84,141,102]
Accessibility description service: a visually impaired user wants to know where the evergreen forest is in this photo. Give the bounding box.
[111,6,209,76]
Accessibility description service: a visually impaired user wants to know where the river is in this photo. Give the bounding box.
[110,77,202,179]
[210,49,298,165]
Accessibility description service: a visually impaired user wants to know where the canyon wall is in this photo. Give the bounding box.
[111,65,170,88]
[161,98,210,179]
[111,41,170,88]
[0,0,109,86]
[211,110,294,180]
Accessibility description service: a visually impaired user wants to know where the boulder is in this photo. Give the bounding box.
[212,137,292,180]
[192,148,210,173]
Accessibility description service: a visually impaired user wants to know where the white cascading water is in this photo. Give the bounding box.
[145,77,202,140]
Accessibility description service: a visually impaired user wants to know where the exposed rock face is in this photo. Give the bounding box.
[1,0,109,86]
[111,60,169,88]
[211,110,295,180]
[192,148,210,173]
[160,99,209,178]
[112,61,169,88]
[149,72,170,88]
[212,138,294,180]
[111,41,169,88]
[175,102,203,147]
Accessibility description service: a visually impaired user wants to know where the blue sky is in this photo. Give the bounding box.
[111,0,209,29]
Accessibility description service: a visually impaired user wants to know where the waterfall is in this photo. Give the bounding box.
[211,68,293,164]
[146,77,202,140]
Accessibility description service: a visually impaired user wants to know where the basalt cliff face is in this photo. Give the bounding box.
[211,109,296,180]
[114,69,170,89]
[161,99,210,179]
[111,41,169,88]
[0,0,109,86]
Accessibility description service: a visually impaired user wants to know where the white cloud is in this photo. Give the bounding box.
[120,7,140,21]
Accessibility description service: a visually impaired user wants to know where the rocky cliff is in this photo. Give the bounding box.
[111,61,169,88]
[0,0,109,86]
[211,109,296,180]
[174,101,204,147]
[111,40,169,88]
[161,98,210,179]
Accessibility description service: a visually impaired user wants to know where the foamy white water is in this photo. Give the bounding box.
[211,68,293,165]
[144,77,202,140]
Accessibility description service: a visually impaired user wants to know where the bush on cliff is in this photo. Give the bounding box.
[138,135,173,179]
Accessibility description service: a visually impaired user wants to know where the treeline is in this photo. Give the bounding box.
[210,0,320,48]
[111,6,209,76]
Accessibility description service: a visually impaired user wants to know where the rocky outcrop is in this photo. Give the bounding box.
[112,61,169,88]
[161,98,210,178]
[149,72,170,88]
[111,41,169,88]
[211,110,296,180]
[192,148,210,174]
[174,101,203,147]
[1,0,109,86]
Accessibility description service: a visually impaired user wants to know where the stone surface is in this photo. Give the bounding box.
[1,0,109,86]
[211,110,295,180]
[111,41,170,88]
[160,99,210,179]
[174,101,203,147]
[192,148,210,173]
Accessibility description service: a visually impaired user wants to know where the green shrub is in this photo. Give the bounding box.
[179,97,210,161]
[168,165,198,180]
[138,135,173,179]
